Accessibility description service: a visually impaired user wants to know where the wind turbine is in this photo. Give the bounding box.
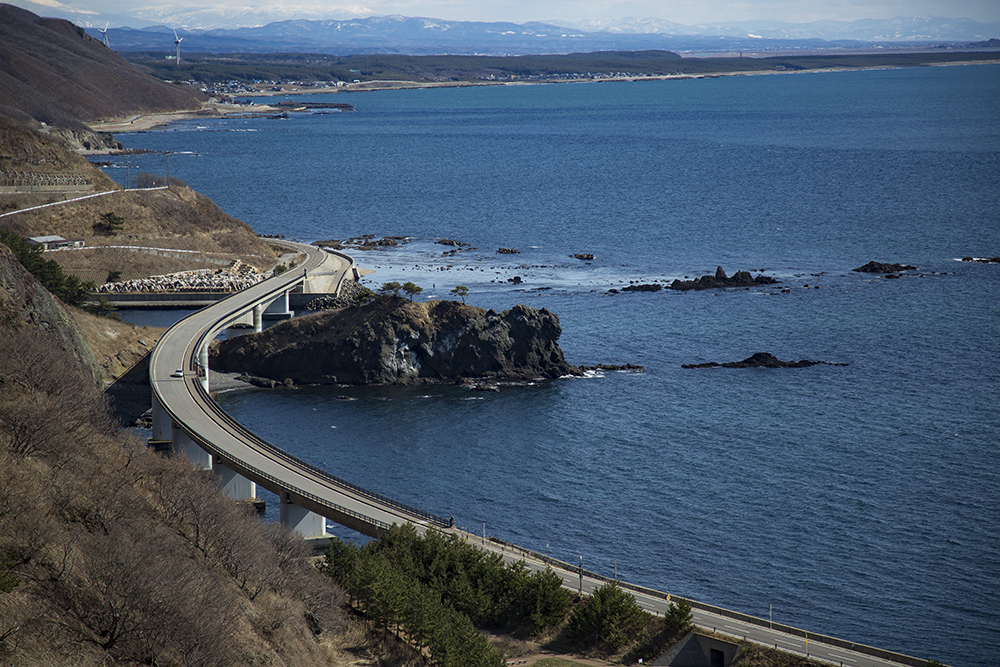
[99,22,110,48]
[173,29,183,65]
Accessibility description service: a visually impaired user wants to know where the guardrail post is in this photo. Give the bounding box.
[279,492,328,538]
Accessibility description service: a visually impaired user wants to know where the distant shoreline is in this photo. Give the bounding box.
[88,58,999,141]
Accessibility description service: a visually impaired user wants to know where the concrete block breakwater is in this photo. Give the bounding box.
[95,262,264,293]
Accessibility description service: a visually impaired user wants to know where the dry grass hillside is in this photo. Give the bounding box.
[0,114,119,196]
[0,332,353,666]
[0,115,280,284]
[0,4,204,128]
[4,186,282,280]
[69,307,163,385]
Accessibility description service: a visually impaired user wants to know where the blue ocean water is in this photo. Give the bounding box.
[112,65,1000,666]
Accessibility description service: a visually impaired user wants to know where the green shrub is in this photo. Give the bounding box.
[566,582,648,653]
[0,230,94,307]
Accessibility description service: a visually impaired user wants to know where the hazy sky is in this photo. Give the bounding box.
[16,0,1000,25]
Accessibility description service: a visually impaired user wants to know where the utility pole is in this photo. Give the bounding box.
[578,556,583,595]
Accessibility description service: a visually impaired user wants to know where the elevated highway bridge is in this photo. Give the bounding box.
[148,241,936,667]
[149,240,450,537]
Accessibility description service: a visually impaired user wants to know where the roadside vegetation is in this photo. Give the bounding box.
[0,229,93,307]
[323,524,694,665]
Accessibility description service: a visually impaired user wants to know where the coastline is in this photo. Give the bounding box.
[87,59,998,141]
[88,102,280,135]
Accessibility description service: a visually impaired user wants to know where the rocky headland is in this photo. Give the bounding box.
[211,297,582,385]
[682,352,847,369]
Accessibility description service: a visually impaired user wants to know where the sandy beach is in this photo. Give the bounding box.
[89,103,280,134]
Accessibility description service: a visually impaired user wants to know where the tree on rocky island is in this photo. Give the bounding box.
[450,285,469,304]
[351,286,377,306]
[378,281,402,297]
[401,282,422,301]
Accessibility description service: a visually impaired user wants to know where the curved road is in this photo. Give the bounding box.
[150,240,448,537]
[149,241,931,667]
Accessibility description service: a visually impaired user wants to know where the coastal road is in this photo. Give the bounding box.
[150,239,450,537]
[151,242,928,667]
[456,530,925,667]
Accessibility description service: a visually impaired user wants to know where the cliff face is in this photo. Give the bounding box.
[211,297,581,385]
[0,245,101,385]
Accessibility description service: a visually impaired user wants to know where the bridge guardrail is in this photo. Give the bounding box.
[195,386,449,528]
[160,252,450,533]
[192,422,394,535]
[476,536,933,667]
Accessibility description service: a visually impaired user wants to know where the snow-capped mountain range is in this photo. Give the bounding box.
[7,0,999,55]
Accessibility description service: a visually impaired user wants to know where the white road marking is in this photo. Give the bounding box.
[829,654,857,662]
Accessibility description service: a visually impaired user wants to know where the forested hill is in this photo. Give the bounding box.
[0,3,204,128]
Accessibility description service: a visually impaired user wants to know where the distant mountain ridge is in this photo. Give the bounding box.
[83,14,1000,57]
[551,15,1000,41]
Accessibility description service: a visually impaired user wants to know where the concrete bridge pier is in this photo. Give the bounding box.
[151,394,172,442]
[172,423,212,470]
[263,290,293,324]
[216,461,257,501]
[279,492,328,538]
[253,304,263,333]
[198,344,210,392]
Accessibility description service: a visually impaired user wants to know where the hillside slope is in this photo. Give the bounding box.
[0,114,119,195]
[0,3,204,128]
[0,116,280,284]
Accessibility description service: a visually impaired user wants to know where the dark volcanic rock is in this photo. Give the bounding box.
[669,266,777,291]
[853,261,916,273]
[622,283,663,292]
[961,256,1000,264]
[211,298,582,385]
[497,247,520,254]
[572,253,595,260]
[236,374,282,388]
[682,352,847,369]
[578,363,645,371]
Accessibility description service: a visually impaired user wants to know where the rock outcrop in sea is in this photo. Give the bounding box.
[669,266,778,290]
[682,352,847,369]
[210,297,581,385]
[853,261,916,273]
[610,267,778,293]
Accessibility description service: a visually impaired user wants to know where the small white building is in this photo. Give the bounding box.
[28,235,85,251]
